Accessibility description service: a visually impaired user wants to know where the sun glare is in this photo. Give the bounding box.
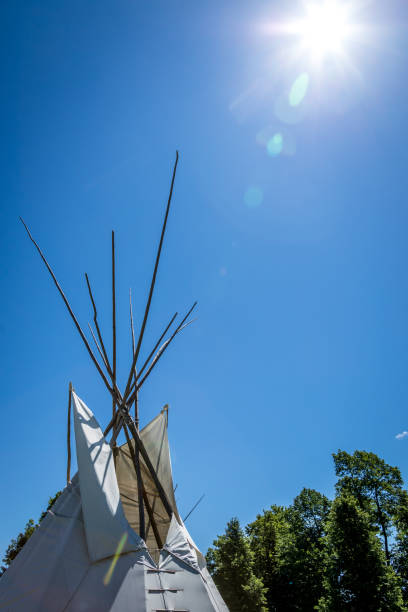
[297,1,351,59]
[244,0,365,159]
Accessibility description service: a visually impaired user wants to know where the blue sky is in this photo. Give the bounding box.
[1,0,408,557]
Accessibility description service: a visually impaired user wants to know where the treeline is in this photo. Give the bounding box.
[207,450,408,611]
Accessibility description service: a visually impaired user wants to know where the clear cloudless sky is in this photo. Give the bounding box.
[1,0,408,557]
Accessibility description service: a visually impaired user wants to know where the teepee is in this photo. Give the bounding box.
[0,153,228,611]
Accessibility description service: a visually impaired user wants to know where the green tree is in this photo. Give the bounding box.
[246,505,293,611]
[245,490,330,611]
[393,533,408,606]
[317,494,404,611]
[392,490,408,604]
[1,519,37,575]
[290,488,330,540]
[207,517,268,611]
[284,488,330,610]
[1,491,62,576]
[333,450,404,560]
[39,491,62,522]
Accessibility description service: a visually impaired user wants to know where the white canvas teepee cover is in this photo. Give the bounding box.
[73,392,145,562]
[115,405,180,559]
[0,392,228,611]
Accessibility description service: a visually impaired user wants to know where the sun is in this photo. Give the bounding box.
[297,1,351,60]
[262,0,359,67]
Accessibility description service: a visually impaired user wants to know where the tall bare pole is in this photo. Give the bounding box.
[119,406,173,517]
[103,309,181,440]
[183,493,205,522]
[20,217,114,396]
[112,231,117,420]
[123,423,152,544]
[88,323,110,372]
[129,289,145,540]
[129,289,139,427]
[85,273,126,417]
[126,311,178,399]
[123,151,179,403]
[67,382,72,485]
[127,302,197,405]
[85,273,111,374]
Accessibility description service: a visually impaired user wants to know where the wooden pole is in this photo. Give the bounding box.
[122,422,146,542]
[103,410,122,438]
[67,382,72,485]
[85,274,125,422]
[85,273,112,374]
[126,311,178,400]
[183,493,205,522]
[123,422,163,548]
[110,413,124,446]
[142,488,163,550]
[123,151,179,402]
[137,314,196,391]
[103,405,172,520]
[88,323,109,372]
[129,289,139,426]
[112,231,117,421]
[119,407,173,518]
[20,217,114,396]
[129,289,146,540]
[127,302,197,405]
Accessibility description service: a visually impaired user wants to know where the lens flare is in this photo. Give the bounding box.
[103,533,128,586]
[244,186,263,208]
[289,73,309,107]
[256,126,297,157]
[267,133,283,156]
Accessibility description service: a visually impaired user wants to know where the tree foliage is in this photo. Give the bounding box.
[1,519,36,575]
[207,451,408,611]
[207,517,268,611]
[284,488,330,610]
[244,491,330,611]
[317,494,404,611]
[1,491,62,576]
[333,449,404,560]
[392,490,408,605]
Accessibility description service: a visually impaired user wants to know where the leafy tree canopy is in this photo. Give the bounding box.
[208,451,408,611]
[317,494,404,611]
[333,449,404,560]
[1,491,61,575]
[207,517,268,611]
